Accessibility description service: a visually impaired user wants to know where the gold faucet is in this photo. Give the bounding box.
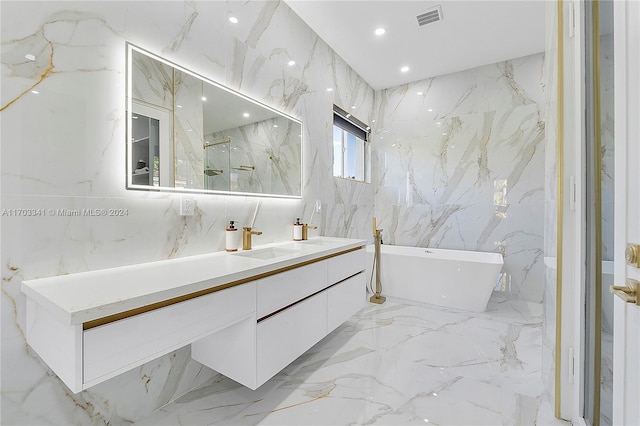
[242,227,262,250]
[302,223,318,240]
[370,217,386,304]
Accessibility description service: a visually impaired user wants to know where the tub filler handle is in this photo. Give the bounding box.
[370,217,386,305]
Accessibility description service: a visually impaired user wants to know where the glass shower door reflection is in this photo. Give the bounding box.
[584,1,614,425]
[204,139,231,192]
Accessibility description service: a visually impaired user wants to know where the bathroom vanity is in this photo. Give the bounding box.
[21,237,366,393]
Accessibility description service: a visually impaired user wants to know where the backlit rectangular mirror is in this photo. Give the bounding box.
[126,43,303,198]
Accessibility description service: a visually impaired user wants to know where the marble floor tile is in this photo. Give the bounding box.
[135,295,571,426]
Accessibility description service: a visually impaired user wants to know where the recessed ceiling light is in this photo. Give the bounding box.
[25,54,36,61]
[417,92,424,96]
[201,96,207,101]
[31,90,39,94]
[228,16,238,24]
[351,106,356,109]
[427,108,433,112]
[177,105,183,108]
[243,112,250,117]
[326,88,333,92]
[288,60,295,66]
[400,66,410,73]
[374,27,386,36]
[442,132,447,136]
[273,124,278,128]
[372,119,376,123]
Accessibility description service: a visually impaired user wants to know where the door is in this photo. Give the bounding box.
[130,101,173,187]
[612,1,640,424]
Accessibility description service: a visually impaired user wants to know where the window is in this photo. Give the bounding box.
[332,105,371,182]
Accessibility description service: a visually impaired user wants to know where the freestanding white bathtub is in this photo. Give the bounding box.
[366,244,504,312]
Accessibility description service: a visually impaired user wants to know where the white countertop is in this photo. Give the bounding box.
[21,237,366,326]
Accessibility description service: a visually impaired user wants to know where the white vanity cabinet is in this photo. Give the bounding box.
[256,290,328,386]
[193,247,366,389]
[25,283,255,393]
[83,283,255,386]
[255,259,328,319]
[22,238,366,394]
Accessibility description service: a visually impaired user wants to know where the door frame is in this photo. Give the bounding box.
[612,0,640,423]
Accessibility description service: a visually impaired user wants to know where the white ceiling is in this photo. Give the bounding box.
[285,0,546,90]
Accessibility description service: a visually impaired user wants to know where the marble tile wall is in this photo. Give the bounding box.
[208,115,301,195]
[174,70,206,190]
[600,32,614,262]
[1,1,374,424]
[372,53,546,303]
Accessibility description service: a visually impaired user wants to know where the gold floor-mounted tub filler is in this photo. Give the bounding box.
[370,217,386,304]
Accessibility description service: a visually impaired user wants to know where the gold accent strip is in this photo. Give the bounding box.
[83,246,364,330]
[555,0,565,418]
[592,1,603,423]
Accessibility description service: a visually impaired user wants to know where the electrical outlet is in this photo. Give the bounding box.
[180,195,195,216]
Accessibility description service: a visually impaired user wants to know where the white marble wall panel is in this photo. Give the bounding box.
[174,70,205,189]
[1,1,374,424]
[600,33,614,261]
[132,50,174,110]
[209,115,302,196]
[374,53,545,303]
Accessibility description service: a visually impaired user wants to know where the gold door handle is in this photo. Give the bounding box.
[610,279,640,305]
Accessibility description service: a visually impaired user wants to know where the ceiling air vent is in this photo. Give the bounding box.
[416,6,443,27]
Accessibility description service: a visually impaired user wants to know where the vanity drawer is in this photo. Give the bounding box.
[256,290,327,387]
[327,247,365,284]
[83,282,255,385]
[327,272,365,333]
[256,260,327,318]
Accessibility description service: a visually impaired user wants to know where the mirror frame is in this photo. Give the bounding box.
[126,42,303,199]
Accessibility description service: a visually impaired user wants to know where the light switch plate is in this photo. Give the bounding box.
[180,195,195,216]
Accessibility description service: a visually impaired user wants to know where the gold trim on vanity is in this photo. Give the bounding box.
[82,246,364,330]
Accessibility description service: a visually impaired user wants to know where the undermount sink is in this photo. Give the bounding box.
[233,247,300,260]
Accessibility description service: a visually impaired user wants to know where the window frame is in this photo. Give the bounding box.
[332,105,371,183]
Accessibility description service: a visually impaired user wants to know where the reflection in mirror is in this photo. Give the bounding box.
[131,103,173,187]
[204,137,230,191]
[126,43,302,198]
